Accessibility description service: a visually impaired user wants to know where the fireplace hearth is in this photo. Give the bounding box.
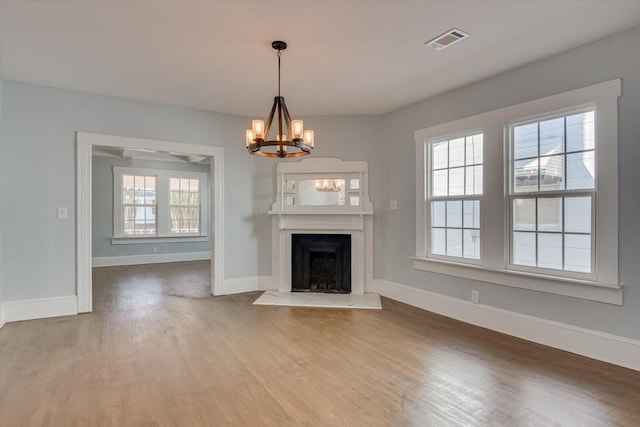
[292,234,351,293]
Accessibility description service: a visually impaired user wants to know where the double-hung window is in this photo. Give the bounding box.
[414,79,621,304]
[509,109,595,275]
[429,133,483,260]
[113,167,207,241]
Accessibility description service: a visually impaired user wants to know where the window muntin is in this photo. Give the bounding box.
[170,178,201,234]
[509,109,595,274]
[429,133,483,260]
[122,175,157,236]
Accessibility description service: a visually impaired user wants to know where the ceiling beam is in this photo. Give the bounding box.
[187,155,206,164]
[121,149,135,159]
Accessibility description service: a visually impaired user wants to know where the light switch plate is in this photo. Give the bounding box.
[390,200,398,210]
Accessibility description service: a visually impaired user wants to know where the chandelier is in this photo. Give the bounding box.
[315,179,343,192]
[245,41,314,158]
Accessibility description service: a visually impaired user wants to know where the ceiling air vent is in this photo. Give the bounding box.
[425,28,469,50]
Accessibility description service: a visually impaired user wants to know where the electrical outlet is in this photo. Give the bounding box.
[57,207,68,220]
[152,247,158,253]
[471,290,479,304]
[390,200,398,210]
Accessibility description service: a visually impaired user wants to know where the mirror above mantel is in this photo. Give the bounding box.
[269,158,373,215]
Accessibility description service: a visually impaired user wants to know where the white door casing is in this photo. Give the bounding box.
[76,132,224,313]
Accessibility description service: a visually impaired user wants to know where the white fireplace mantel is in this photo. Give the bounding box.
[269,158,373,294]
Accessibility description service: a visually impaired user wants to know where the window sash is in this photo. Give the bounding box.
[507,193,595,278]
[430,198,481,260]
[169,206,201,235]
[509,108,596,195]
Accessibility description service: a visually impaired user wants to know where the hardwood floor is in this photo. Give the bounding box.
[1,261,639,426]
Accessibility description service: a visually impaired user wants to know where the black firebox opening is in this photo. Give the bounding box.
[291,234,351,293]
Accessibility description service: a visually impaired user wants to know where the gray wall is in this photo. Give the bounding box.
[378,26,640,340]
[0,80,3,304]
[0,81,380,301]
[92,156,211,258]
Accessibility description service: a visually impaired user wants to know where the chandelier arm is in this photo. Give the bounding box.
[264,97,277,141]
[280,98,293,140]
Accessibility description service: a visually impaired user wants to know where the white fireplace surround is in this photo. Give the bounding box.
[269,158,373,294]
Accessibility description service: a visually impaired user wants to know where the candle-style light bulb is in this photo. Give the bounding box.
[245,129,254,147]
[304,130,314,148]
[252,120,265,140]
[292,120,304,140]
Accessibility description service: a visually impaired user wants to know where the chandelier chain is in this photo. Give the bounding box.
[277,50,281,98]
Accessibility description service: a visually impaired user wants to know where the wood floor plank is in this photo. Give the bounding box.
[1,261,639,426]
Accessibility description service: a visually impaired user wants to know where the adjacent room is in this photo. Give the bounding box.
[1,1,640,425]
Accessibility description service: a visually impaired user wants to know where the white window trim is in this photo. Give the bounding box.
[414,79,621,305]
[113,166,208,240]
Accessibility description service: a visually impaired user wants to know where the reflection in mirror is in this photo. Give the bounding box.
[314,179,344,192]
[298,179,345,206]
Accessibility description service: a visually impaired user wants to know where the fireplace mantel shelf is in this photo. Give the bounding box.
[268,210,373,216]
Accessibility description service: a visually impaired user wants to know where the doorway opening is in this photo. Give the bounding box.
[77,132,224,313]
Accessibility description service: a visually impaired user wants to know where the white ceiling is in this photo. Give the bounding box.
[2,0,640,116]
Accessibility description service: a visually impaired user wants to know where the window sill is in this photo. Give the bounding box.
[112,235,209,245]
[411,257,622,305]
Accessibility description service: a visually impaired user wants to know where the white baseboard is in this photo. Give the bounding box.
[0,295,78,327]
[258,276,272,291]
[223,276,272,295]
[0,302,5,328]
[92,251,211,267]
[370,279,640,372]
